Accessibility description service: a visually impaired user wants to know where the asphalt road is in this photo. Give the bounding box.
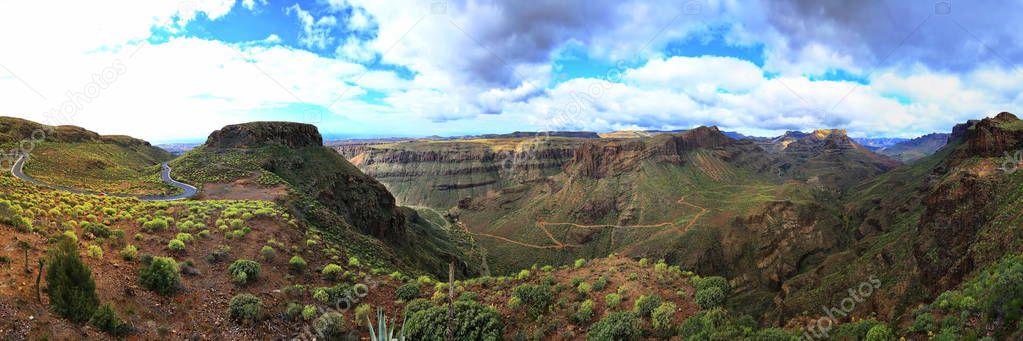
[11,155,197,201]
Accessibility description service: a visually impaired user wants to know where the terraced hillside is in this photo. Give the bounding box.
[333,136,590,208]
[0,117,176,196]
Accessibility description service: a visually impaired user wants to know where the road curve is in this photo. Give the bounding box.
[11,155,198,201]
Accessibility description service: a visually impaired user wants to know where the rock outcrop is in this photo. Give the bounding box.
[206,121,323,149]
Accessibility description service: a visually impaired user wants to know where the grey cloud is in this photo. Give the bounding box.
[763,0,1023,71]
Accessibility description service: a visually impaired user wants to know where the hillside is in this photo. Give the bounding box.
[877,133,949,162]
[170,122,467,277]
[0,117,176,196]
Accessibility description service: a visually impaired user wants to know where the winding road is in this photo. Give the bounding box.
[11,155,198,201]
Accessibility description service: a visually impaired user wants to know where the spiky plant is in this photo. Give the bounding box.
[367,308,406,341]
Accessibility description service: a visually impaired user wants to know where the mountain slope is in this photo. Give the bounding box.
[0,117,175,195]
[171,122,467,276]
[877,133,949,162]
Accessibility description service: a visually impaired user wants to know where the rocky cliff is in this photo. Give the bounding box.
[333,137,587,208]
[206,121,323,149]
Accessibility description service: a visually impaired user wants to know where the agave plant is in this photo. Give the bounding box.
[367,308,407,341]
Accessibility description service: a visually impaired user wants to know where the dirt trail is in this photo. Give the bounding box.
[463,197,708,250]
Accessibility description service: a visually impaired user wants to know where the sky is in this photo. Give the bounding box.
[2,0,1023,143]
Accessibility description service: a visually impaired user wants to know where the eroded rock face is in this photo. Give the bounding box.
[950,112,1023,161]
[206,122,323,149]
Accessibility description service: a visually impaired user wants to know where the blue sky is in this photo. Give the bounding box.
[1,0,1022,143]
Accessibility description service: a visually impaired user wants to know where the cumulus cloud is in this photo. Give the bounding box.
[286,4,338,50]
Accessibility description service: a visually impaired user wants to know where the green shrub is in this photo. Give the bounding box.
[572,299,595,324]
[228,259,261,285]
[286,302,303,320]
[633,294,663,317]
[593,276,608,291]
[693,276,730,294]
[606,293,622,308]
[911,312,937,332]
[167,239,185,252]
[695,287,725,309]
[313,312,347,339]
[45,238,99,323]
[512,284,554,316]
[405,298,434,316]
[321,263,343,281]
[354,303,371,322]
[652,302,677,337]
[587,311,639,341]
[396,284,421,301]
[175,232,193,242]
[120,245,138,261]
[228,294,263,323]
[302,305,318,321]
[86,244,103,259]
[406,300,504,340]
[140,256,181,296]
[577,282,593,295]
[90,303,128,336]
[259,245,276,261]
[142,218,168,232]
[289,256,307,274]
[865,324,895,341]
[574,259,586,268]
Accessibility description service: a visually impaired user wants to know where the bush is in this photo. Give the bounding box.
[577,282,593,295]
[354,303,371,322]
[286,303,303,320]
[142,218,168,232]
[90,303,128,336]
[693,276,730,294]
[606,293,622,308]
[405,298,434,316]
[175,232,193,242]
[45,238,99,323]
[911,312,937,333]
[321,263,343,281]
[695,287,725,309]
[633,294,663,317]
[865,324,895,341]
[652,302,677,337]
[167,239,185,252]
[313,312,347,339]
[86,244,103,259]
[228,259,261,285]
[302,305,318,321]
[289,256,307,274]
[512,284,554,316]
[259,246,275,261]
[396,284,421,301]
[572,299,595,324]
[406,300,504,340]
[140,256,181,295]
[120,245,138,261]
[594,276,608,291]
[587,311,639,341]
[574,259,586,269]
[228,294,263,323]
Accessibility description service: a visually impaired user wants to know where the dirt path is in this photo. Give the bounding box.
[462,197,709,250]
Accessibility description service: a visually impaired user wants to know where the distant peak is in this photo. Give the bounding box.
[205,121,323,149]
[811,129,848,139]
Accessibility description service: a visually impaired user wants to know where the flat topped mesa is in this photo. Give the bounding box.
[205,121,323,149]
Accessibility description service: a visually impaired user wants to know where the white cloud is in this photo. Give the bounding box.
[286,4,338,50]
[335,36,376,63]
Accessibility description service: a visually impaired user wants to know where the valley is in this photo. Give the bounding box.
[3,113,1023,340]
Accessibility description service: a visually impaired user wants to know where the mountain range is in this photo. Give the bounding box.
[3,113,1023,339]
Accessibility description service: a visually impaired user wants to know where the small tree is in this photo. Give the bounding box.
[140,256,181,295]
[45,238,100,323]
